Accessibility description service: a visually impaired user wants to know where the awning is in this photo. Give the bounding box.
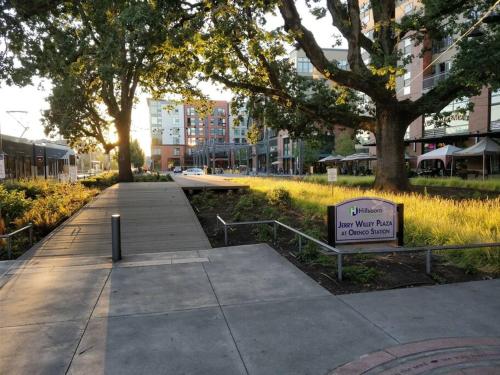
[341,153,376,161]
[416,145,462,168]
[318,155,344,162]
[453,137,500,157]
[451,137,500,180]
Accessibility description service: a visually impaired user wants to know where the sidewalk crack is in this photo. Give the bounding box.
[201,263,250,375]
[64,268,112,374]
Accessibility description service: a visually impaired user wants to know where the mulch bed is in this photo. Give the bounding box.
[188,189,494,295]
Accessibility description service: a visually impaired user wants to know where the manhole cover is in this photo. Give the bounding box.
[330,337,500,375]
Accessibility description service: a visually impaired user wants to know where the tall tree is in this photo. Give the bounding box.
[335,132,356,156]
[5,0,206,181]
[202,0,500,191]
[129,139,145,169]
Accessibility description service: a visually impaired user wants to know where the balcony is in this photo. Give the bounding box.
[423,124,469,138]
[432,37,454,55]
[422,72,449,91]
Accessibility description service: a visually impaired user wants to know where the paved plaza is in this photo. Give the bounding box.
[0,181,499,374]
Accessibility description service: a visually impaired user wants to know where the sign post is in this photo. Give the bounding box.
[327,197,403,246]
[327,167,338,196]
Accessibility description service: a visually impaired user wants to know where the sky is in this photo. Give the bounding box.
[0,1,342,156]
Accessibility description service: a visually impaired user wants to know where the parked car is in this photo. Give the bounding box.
[182,168,204,176]
[173,166,182,173]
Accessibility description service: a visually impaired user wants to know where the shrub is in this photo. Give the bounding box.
[80,172,118,189]
[232,193,265,221]
[296,246,336,267]
[253,224,273,242]
[0,185,32,225]
[15,183,98,235]
[267,187,291,208]
[343,265,379,284]
[232,177,500,273]
[134,174,172,182]
[191,191,217,209]
[4,179,52,198]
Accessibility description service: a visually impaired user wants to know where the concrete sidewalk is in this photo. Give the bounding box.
[1,182,499,374]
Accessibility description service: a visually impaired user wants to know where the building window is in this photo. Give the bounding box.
[297,57,313,73]
[491,90,500,131]
[173,148,180,156]
[283,138,290,157]
[402,38,412,57]
[403,71,411,95]
[214,108,226,116]
[186,107,196,116]
[172,137,180,144]
[338,60,349,70]
[404,3,413,14]
[432,36,453,54]
[424,97,470,136]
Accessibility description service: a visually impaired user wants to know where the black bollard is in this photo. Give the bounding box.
[111,214,122,262]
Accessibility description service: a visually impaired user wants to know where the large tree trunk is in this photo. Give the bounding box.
[373,109,410,191]
[116,112,134,182]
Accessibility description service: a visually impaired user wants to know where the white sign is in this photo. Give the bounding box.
[327,168,338,183]
[334,197,397,243]
[0,154,5,179]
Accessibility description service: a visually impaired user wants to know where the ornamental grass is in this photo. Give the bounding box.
[233,177,500,273]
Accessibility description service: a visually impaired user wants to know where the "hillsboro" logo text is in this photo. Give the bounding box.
[349,206,383,216]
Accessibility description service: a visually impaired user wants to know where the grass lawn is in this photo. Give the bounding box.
[304,174,500,192]
[232,177,500,273]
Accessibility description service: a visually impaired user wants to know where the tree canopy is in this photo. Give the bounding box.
[114,139,144,168]
[335,132,356,157]
[201,0,500,190]
[129,139,145,169]
[4,0,208,181]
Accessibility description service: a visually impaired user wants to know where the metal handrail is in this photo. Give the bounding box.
[216,215,344,278]
[274,220,338,253]
[0,223,33,259]
[337,242,500,255]
[215,215,500,282]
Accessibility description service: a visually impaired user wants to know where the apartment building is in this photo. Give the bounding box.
[228,106,249,145]
[147,99,230,170]
[253,48,351,174]
[359,0,499,162]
